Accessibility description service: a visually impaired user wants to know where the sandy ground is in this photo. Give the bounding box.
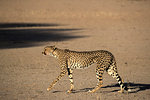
[0,0,150,100]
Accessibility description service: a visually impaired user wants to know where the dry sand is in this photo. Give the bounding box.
[0,0,150,100]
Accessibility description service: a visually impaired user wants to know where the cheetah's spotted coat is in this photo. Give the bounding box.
[42,46,127,93]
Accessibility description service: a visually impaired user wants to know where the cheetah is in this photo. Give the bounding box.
[42,46,128,93]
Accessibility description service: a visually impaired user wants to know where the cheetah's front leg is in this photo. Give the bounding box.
[67,68,74,93]
[88,64,104,93]
[47,70,67,91]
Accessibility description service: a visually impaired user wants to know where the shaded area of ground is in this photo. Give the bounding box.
[102,83,150,93]
[52,82,150,94]
[0,23,59,28]
[0,23,84,49]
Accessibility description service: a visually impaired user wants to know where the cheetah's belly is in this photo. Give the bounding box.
[69,63,87,69]
[68,57,94,69]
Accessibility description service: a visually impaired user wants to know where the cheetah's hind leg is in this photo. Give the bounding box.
[107,62,126,93]
[88,64,105,93]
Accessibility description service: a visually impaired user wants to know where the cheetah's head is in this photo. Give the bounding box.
[42,46,56,56]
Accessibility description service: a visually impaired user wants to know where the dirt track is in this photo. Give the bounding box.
[0,0,150,100]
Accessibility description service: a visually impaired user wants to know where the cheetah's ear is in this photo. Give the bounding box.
[52,45,56,50]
